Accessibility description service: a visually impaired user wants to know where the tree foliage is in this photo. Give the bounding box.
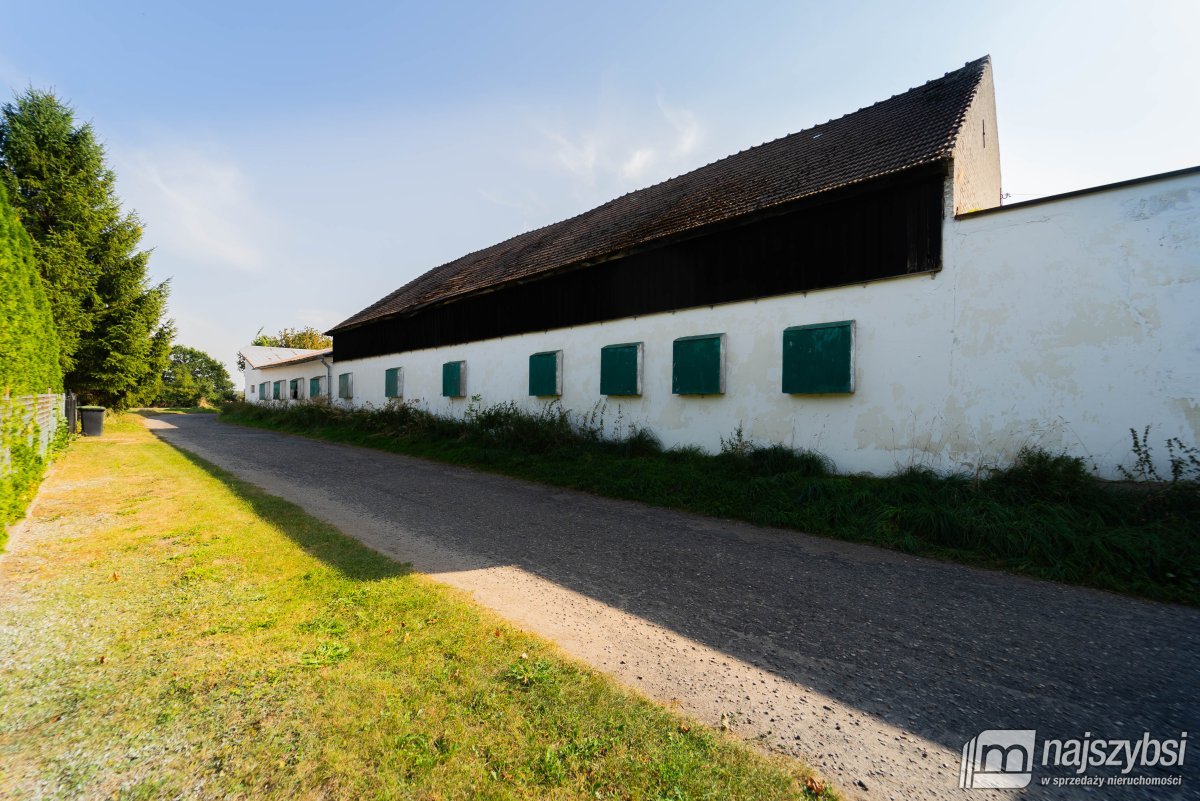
[254,326,331,350]
[154,345,236,408]
[0,89,173,409]
[238,326,331,370]
[0,181,60,395]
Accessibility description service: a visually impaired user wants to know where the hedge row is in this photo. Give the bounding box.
[1,181,63,533]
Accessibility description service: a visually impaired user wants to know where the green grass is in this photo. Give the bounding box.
[0,414,832,800]
[221,400,1200,606]
[135,405,219,414]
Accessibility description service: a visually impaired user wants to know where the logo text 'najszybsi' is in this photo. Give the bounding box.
[960,730,1188,790]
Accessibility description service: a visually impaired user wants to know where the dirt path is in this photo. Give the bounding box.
[143,414,1199,800]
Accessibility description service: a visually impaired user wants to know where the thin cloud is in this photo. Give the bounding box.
[528,93,708,198]
[539,126,600,184]
[476,187,552,222]
[117,147,272,273]
[659,97,702,158]
[619,147,656,181]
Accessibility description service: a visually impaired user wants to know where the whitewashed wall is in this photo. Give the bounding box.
[244,359,332,403]
[943,169,1198,477]
[333,169,1198,478]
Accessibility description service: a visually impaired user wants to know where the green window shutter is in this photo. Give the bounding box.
[782,320,855,394]
[289,378,300,399]
[310,377,321,398]
[528,351,562,397]
[442,361,465,397]
[259,382,268,399]
[672,334,725,395]
[338,373,352,400]
[273,381,282,400]
[384,367,401,398]
[600,342,642,396]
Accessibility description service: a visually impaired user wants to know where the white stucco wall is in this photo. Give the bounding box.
[244,359,332,403]
[332,169,1198,479]
[943,169,1199,476]
[333,267,952,478]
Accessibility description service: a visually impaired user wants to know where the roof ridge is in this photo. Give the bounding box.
[936,56,992,158]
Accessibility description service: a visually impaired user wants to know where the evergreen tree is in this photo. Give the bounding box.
[0,89,173,408]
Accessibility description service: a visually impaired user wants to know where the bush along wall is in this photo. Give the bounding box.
[221,399,1200,605]
[0,181,64,538]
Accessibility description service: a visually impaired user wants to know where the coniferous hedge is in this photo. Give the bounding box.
[1,181,62,531]
[0,182,59,394]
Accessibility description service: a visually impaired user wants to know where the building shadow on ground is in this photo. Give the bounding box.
[141,411,1200,784]
[142,413,411,585]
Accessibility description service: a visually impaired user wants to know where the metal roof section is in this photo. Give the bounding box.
[238,346,333,370]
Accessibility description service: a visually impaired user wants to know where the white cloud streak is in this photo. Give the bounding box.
[524,93,708,200]
[619,147,655,181]
[117,147,273,273]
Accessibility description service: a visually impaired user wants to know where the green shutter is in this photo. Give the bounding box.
[782,320,854,394]
[338,373,352,399]
[310,376,321,398]
[672,334,725,395]
[442,361,464,397]
[600,342,642,395]
[289,378,300,399]
[259,382,268,399]
[384,367,401,398]
[528,351,561,397]
[273,381,282,400]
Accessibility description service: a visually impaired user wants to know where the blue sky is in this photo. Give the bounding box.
[2,1,1196,378]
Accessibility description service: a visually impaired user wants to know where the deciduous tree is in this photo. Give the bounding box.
[155,345,235,407]
[253,326,331,350]
[237,326,331,370]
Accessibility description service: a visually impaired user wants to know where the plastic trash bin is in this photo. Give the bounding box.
[80,406,106,436]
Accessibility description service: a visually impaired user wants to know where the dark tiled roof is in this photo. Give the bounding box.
[331,57,989,333]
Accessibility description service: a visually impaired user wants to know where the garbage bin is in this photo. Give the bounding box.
[80,406,106,437]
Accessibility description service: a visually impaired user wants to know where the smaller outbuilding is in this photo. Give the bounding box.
[238,346,333,404]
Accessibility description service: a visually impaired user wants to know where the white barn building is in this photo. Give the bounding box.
[239,346,333,404]
[255,58,1199,479]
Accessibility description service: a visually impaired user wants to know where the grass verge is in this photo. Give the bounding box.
[135,405,219,415]
[221,400,1199,606]
[0,414,832,800]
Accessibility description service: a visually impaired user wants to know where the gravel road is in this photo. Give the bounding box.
[143,413,1199,800]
